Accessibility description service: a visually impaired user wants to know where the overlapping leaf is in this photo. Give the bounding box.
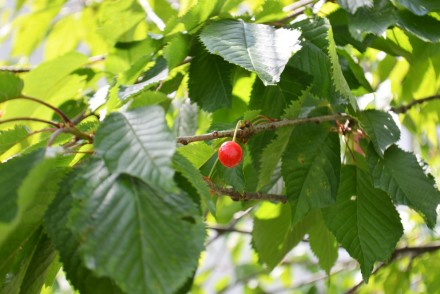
[69,159,205,294]
[200,19,301,85]
[94,106,176,191]
[0,72,23,101]
[395,0,440,16]
[358,110,400,157]
[337,0,373,14]
[323,165,403,281]
[367,145,440,228]
[282,123,340,224]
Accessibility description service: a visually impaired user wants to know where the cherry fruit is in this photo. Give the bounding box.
[218,141,243,168]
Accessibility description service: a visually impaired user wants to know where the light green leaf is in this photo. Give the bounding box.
[0,125,30,156]
[178,141,216,168]
[163,33,192,70]
[252,202,314,269]
[0,72,24,101]
[188,46,233,112]
[358,110,400,157]
[367,144,440,228]
[94,106,176,191]
[44,172,124,294]
[258,127,293,190]
[347,0,397,40]
[395,0,440,16]
[200,19,301,85]
[69,159,205,294]
[282,123,340,224]
[22,51,89,99]
[337,0,373,14]
[308,211,338,274]
[323,165,403,281]
[396,11,440,42]
[173,152,216,215]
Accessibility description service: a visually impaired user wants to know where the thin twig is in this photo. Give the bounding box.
[13,95,73,124]
[204,177,287,203]
[0,117,60,128]
[391,95,440,113]
[345,243,440,293]
[177,113,350,145]
[207,225,252,235]
[138,0,166,30]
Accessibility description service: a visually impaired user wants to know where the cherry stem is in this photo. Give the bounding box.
[0,117,60,128]
[232,120,242,142]
[13,95,73,124]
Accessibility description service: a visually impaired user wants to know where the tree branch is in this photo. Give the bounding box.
[0,117,60,128]
[204,177,287,203]
[13,95,73,124]
[207,225,251,235]
[345,243,440,293]
[390,94,440,114]
[177,113,350,145]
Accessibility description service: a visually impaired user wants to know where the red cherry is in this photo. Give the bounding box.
[218,141,243,168]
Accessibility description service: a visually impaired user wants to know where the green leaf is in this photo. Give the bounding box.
[308,211,338,274]
[19,233,58,294]
[0,125,30,156]
[200,19,301,85]
[323,165,403,281]
[94,106,176,191]
[0,72,24,101]
[395,0,440,16]
[282,124,340,224]
[45,171,124,294]
[347,0,397,40]
[0,149,45,222]
[69,159,205,294]
[337,0,373,14]
[290,17,353,106]
[396,10,440,42]
[258,127,293,190]
[22,51,89,99]
[252,202,314,269]
[164,33,192,70]
[96,0,145,45]
[358,110,400,157]
[188,46,233,112]
[367,145,440,228]
[173,152,216,215]
[177,141,216,168]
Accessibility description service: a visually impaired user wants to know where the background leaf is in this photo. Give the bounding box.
[200,19,301,85]
[337,0,373,14]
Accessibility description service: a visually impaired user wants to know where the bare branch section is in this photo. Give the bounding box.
[391,94,440,113]
[204,177,287,203]
[177,113,350,145]
[346,243,440,294]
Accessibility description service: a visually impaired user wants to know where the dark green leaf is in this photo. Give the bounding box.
[69,160,205,294]
[0,149,45,222]
[323,165,403,281]
[163,33,192,70]
[188,46,233,112]
[282,124,340,224]
[347,0,397,40]
[200,19,301,85]
[252,203,314,269]
[358,110,400,157]
[367,145,440,228]
[396,10,440,42]
[45,171,124,294]
[395,0,440,16]
[0,72,24,101]
[94,106,176,191]
[173,152,216,215]
[337,0,373,14]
